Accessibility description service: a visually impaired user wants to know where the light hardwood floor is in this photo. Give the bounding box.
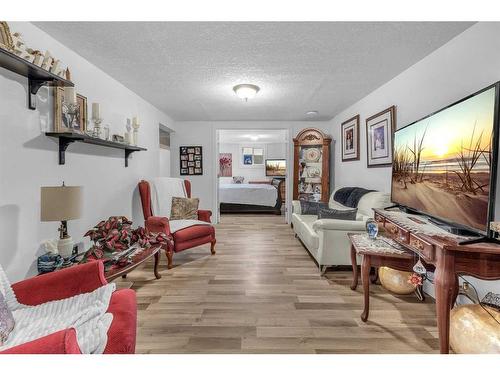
[128,214,439,353]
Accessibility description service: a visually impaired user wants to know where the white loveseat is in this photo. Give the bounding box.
[292,188,391,273]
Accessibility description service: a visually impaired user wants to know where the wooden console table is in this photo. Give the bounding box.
[373,208,500,354]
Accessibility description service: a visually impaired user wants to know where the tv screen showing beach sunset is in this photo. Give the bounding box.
[392,87,497,232]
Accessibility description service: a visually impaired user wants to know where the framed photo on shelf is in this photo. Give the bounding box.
[366,106,396,168]
[180,146,203,175]
[341,114,360,162]
[54,87,87,133]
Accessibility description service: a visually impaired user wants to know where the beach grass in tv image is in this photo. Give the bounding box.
[392,87,496,231]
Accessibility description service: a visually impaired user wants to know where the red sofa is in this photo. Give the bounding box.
[138,179,216,269]
[0,261,137,354]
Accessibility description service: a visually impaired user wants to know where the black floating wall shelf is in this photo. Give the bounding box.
[0,48,74,110]
[45,132,147,167]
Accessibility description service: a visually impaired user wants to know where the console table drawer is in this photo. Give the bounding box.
[384,220,409,243]
[384,220,399,236]
[409,234,434,261]
[374,212,385,224]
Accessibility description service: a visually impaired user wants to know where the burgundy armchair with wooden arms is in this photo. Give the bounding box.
[138,179,216,269]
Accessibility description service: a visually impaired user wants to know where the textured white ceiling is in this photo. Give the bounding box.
[34,22,474,121]
[219,129,287,144]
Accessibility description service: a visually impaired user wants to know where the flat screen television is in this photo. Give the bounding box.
[391,83,500,235]
[266,159,286,177]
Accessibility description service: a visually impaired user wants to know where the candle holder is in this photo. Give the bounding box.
[92,118,103,138]
[132,121,140,146]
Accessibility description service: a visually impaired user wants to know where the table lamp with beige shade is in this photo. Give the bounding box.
[40,184,83,258]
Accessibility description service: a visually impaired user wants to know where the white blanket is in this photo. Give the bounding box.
[0,265,114,354]
[149,178,211,233]
[151,177,187,219]
[219,183,278,207]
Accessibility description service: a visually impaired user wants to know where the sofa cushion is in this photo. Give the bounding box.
[170,197,199,220]
[173,224,214,243]
[300,201,328,215]
[0,293,14,346]
[318,207,357,221]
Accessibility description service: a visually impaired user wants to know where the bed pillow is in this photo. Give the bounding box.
[299,201,329,215]
[170,197,199,220]
[233,176,244,184]
[0,292,15,346]
[318,207,358,221]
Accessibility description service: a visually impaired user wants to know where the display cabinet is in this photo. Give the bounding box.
[293,128,332,202]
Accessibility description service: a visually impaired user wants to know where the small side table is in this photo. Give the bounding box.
[348,233,420,322]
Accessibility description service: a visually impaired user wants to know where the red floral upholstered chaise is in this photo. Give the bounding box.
[138,179,216,269]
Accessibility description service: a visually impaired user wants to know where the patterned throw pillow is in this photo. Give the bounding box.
[318,207,358,221]
[0,292,15,346]
[233,176,244,184]
[170,197,199,220]
[299,201,329,215]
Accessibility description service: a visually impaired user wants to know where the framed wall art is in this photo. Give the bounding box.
[341,114,360,162]
[54,87,87,133]
[365,106,396,168]
[219,153,232,177]
[180,146,203,175]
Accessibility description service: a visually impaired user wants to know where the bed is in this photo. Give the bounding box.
[219,179,282,214]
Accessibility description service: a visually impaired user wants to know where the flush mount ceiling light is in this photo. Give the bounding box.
[306,111,319,116]
[233,84,260,101]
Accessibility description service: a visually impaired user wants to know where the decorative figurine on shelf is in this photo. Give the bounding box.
[41,50,53,71]
[10,32,26,56]
[124,118,132,144]
[91,102,102,138]
[132,116,140,146]
[32,50,44,67]
[103,125,110,141]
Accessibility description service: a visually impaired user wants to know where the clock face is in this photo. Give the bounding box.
[304,148,321,162]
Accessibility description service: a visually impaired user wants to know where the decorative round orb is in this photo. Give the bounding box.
[450,304,500,353]
[378,267,416,295]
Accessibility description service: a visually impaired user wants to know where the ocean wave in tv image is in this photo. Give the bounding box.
[391,87,496,231]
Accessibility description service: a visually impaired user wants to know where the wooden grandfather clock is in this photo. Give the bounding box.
[293,128,332,203]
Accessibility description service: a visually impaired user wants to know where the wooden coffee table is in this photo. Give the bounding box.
[104,244,162,282]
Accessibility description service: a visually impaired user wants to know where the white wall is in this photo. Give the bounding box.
[329,22,500,298]
[219,142,286,183]
[0,22,175,282]
[170,121,334,220]
[159,148,171,177]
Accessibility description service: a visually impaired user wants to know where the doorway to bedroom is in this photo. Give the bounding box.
[215,129,289,223]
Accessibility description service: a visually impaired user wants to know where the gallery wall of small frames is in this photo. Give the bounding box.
[180,146,203,175]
